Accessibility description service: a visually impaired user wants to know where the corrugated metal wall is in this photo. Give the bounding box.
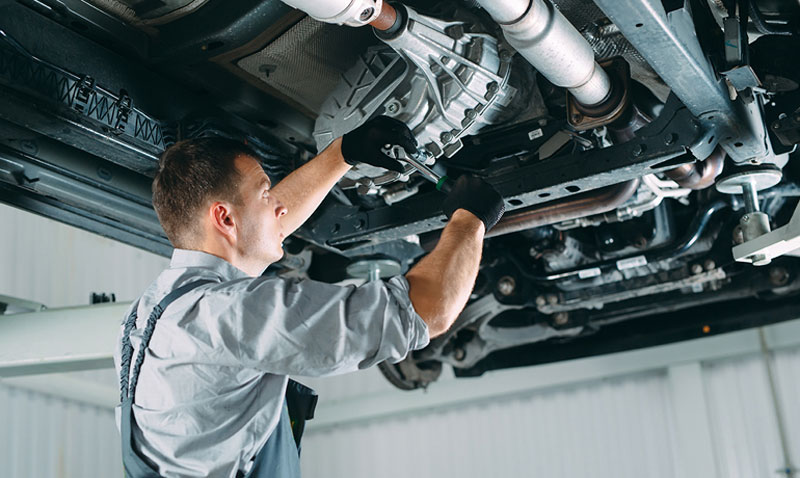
[300,349,800,478]
[301,372,680,478]
[774,347,800,465]
[0,386,121,478]
[704,354,785,477]
[0,204,169,307]
[2,204,799,478]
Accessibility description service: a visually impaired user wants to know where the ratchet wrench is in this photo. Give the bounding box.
[385,145,452,194]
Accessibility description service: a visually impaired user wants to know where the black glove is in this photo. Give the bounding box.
[341,116,418,173]
[442,175,505,232]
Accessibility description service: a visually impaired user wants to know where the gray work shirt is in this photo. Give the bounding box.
[113,249,429,478]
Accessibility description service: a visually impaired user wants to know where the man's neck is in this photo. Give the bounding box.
[190,240,260,278]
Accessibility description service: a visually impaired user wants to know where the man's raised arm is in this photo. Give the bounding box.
[406,176,505,337]
[271,116,506,339]
[270,138,351,236]
[271,116,415,236]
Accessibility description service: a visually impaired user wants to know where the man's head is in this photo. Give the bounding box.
[153,138,287,275]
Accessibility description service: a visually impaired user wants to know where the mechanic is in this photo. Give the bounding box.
[114,116,505,478]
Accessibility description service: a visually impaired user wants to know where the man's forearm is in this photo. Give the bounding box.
[271,138,352,235]
[405,210,485,337]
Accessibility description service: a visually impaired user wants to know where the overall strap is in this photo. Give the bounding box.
[119,279,215,402]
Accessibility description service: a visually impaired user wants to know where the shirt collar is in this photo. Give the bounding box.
[169,249,251,281]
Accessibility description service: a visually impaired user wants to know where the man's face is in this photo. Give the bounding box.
[233,155,287,269]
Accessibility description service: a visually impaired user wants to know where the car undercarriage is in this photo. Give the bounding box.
[2,0,799,389]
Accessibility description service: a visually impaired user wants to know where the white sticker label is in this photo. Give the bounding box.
[578,268,602,279]
[616,255,648,271]
[528,128,544,140]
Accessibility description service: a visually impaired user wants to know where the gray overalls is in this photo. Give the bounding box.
[119,280,318,477]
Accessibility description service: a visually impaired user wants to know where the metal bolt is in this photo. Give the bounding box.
[258,64,277,78]
[500,49,513,61]
[691,263,704,275]
[19,140,38,155]
[704,259,716,271]
[535,295,547,307]
[663,133,676,145]
[453,348,466,361]
[772,122,781,130]
[769,266,790,286]
[386,103,398,113]
[751,254,771,266]
[497,276,516,296]
[632,144,645,157]
[441,56,451,65]
[570,113,583,123]
[465,109,477,120]
[359,7,374,20]
[441,132,454,143]
[553,312,569,326]
[546,293,559,305]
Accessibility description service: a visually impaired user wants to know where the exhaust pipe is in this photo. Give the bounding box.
[488,179,640,238]
[476,0,612,106]
[280,0,385,26]
[663,147,726,190]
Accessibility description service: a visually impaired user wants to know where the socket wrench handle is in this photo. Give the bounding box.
[386,145,452,193]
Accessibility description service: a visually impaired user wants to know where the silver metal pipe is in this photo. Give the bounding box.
[742,180,760,213]
[280,0,382,26]
[478,0,530,23]
[477,0,612,106]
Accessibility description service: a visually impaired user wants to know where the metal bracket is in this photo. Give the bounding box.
[0,33,165,174]
[73,75,96,113]
[591,0,773,163]
[732,200,800,264]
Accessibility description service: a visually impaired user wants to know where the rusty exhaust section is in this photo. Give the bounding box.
[487,147,722,238]
[369,2,397,31]
[487,179,640,238]
[663,147,726,190]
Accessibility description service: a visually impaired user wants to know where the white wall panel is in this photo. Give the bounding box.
[703,354,786,478]
[0,385,121,478]
[0,203,168,308]
[301,372,679,478]
[773,347,800,470]
[297,367,397,402]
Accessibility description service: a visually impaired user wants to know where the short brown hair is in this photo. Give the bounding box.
[152,137,258,248]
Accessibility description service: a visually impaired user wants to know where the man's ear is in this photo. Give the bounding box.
[209,201,237,243]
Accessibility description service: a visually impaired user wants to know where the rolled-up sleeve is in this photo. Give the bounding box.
[196,275,430,376]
